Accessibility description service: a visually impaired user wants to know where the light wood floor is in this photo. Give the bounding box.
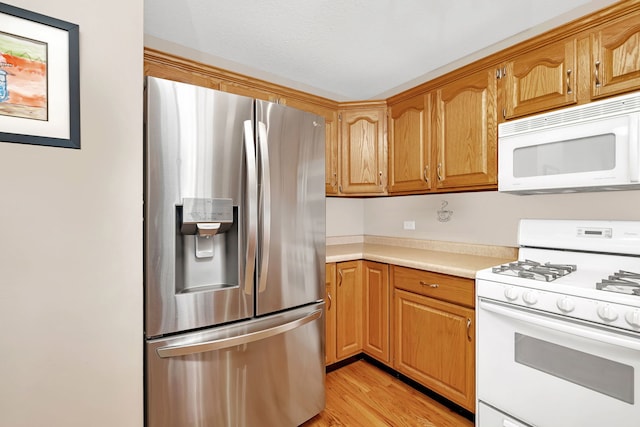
[301,360,474,427]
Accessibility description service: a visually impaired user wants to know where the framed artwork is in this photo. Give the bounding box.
[0,3,79,149]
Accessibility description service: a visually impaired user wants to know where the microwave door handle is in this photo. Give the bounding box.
[257,121,271,293]
[243,120,258,295]
[479,300,640,352]
[630,114,639,182]
[155,309,322,358]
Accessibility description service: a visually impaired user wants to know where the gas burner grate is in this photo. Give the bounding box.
[492,259,577,282]
[596,270,640,296]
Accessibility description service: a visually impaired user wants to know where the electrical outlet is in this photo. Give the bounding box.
[403,220,415,230]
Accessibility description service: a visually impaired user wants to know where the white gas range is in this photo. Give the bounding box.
[475,219,640,427]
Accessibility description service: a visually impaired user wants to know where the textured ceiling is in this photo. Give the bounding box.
[144,0,619,101]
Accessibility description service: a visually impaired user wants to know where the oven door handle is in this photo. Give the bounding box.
[479,300,640,352]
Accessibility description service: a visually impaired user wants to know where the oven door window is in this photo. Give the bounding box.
[477,299,640,427]
[515,332,634,403]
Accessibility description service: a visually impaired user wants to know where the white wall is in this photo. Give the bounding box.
[328,190,640,247]
[326,197,365,237]
[0,1,143,426]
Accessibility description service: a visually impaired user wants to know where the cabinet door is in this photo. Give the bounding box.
[592,12,640,99]
[434,68,497,190]
[325,263,337,365]
[336,261,363,360]
[393,289,475,412]
[339,108,387,195]
[362,261,390,364]
[388,94,432,193]
[501,39,577,120]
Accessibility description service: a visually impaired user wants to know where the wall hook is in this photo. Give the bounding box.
[437,200,453,222]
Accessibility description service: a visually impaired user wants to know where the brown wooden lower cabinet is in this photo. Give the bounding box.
[325,263,337,366]
[324,261,476,413]
[393,288,475,411]
[335,260,363,360]
[362,261,390,364]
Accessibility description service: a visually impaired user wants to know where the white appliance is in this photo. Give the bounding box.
[498,91,640,194]
[144,77,326,427]
[476,219,640,427]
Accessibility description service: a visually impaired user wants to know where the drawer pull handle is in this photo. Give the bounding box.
[419,281,439,288]
[467,318,472,342]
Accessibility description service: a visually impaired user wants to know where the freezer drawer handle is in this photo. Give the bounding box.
[156,309,322,358]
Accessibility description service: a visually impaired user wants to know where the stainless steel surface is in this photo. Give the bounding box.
[146,303,326,427]
[254,100,325,316]
[145,77,255,337]
[145,76,326,427]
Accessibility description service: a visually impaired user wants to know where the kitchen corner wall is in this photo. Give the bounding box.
[327,190,640,247]
[0,1,143,427]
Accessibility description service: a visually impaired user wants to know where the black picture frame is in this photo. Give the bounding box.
[0,3,79,149]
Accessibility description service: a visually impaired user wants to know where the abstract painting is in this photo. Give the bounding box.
[0,3,79,149]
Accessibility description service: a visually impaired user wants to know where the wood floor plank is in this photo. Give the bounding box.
[302,360,474,427]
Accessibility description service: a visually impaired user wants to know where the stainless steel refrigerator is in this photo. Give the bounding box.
[144,76,326,427]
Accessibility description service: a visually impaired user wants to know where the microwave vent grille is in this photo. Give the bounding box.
[500,91,640,136]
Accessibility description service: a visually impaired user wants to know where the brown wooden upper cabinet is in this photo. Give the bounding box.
[338,104,387,195]
[591,12,640,99]
[388,94,432,194]
[434,68,498,190]
[498,38,578,120]
[497,8,640,121]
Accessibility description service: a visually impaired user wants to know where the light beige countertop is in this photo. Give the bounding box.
[326,236,518,279]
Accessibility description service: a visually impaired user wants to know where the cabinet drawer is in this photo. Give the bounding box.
[392,266,475,308]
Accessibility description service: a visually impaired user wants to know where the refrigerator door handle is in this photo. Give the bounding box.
[257,121,271,293]
[243,120,258,295]
[155,309,322,358]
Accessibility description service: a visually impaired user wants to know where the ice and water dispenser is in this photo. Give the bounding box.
[175,197,239,293]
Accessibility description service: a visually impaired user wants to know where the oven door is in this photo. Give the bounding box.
[477,298,640,427]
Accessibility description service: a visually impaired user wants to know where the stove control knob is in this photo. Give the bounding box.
[625,310,640,329]
[504,287,520,301]
[522,290,539,305]
[597,304,619,322]
[556,297,575,313]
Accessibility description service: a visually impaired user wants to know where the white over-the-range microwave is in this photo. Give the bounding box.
[498,90,640,194]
